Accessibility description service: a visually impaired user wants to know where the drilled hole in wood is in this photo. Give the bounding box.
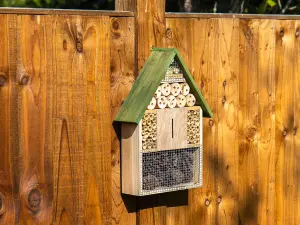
[28,189,41,213]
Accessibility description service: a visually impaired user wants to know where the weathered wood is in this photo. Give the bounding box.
[216,18,239,225]
[0,7,134,16]
[294,20,300,225]
[0,14,18,225]
[48,15,112,225]
[238,19,260,225]
[115,0,136,12]
[121,123,141,195]
[16,15,52,225]
[110,16,137,225]
[257,19,276,225]
[0,8,299,225]
[165,12,300,20]
[275,20,296,225]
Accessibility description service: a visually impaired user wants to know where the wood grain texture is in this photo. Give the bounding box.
[121,123,141,196]
[48,15,112,225]
[115,0,136,12]
[17,15,52,225]
[275,20,296,225]
[216,18,239,225]
[238,19,260,225]
[294,20,300,225]
[257,19,276,225]
[0,14,17,225]
[157,108,188,150]
[110,16,137,225]
[0,9,300,225]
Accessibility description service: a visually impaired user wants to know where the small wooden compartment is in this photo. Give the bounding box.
[122,107,203,195]
[114,48,213,196]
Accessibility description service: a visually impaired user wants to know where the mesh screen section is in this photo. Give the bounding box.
[141,147,201,195]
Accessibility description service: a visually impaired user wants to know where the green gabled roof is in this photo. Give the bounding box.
[114,48,213,124]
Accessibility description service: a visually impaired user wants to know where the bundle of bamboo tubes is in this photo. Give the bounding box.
[147,81,197,109]
[142,112,157,150]
[187,109,200,144]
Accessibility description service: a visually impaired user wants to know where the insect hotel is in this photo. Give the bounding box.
[114,48,213,196]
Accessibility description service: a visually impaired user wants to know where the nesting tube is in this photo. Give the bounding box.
[161,83,171,96]
[167,95,177,108]
[157,96,167,109]
[154,86,162,99]
[147,97,157,110]
[171,83,181,96]
[186,94,196,107]
[180,83,190,96]
[176,94,187,108]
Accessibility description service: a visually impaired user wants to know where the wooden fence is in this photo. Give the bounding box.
[0,5,299,225]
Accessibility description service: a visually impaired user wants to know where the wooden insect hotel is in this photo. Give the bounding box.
[114,48,213,196]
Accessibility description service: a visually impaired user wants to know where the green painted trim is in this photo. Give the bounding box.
[114,48,213,124]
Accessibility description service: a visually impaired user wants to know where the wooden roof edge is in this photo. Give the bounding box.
[114,48,213,124]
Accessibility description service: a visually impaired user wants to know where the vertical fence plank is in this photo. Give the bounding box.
[137,0,166,224]
[216,18,239,225]
[275,20,295,225]
[49,15,111,225]
[110,16,137,225]
[16,15,52,225]
[295,20,300,225]
[188,18,218,225]
[165,18,193,225]
[257,20,276,225]
[0,14,17,225]
[238,19,259,225]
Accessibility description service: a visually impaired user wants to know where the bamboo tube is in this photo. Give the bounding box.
[180,83,190,96]
[176,94,186,108]
[157,96,167,109]
[161,83,171,96]
[171,83,181,96]
[186,94,196,107]
[154,86,162,99]
[167,95,177,108]
[147,97,156,110]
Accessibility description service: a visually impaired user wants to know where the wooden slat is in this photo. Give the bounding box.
[216,18,239,225]
[275,20,296,225]
[257,19,276,225]
[238,19,259,225]
[137,0,167,223]
[16,15,52,224]
[115,0,136,12]
[110,16,137,225]
[0,7,134,17]
[164,18,192,225]
[294,20,300,225]
[165,13,300,20]
[48,14,111,225]
[0,14,17,225]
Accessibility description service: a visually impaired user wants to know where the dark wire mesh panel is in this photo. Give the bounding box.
[162,58,186,83]
[141,147,201,195]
